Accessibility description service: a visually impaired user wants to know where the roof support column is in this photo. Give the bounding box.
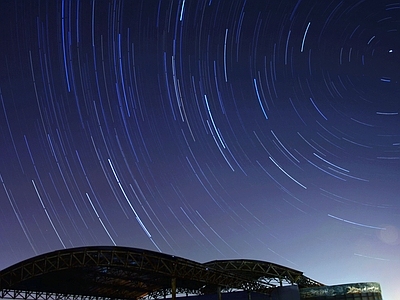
[217,286,221,300]
[171,277,177,300]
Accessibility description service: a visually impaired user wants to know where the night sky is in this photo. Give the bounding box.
[0,0,399,298]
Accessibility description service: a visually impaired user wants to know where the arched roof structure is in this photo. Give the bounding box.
[0,246,323,300]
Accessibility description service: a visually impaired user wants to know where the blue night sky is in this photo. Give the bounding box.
[0,1,399,299]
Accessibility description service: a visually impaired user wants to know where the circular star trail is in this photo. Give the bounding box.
[0,1,399,298]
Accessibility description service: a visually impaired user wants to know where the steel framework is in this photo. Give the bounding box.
[204,260,322,289]
[0,246,323,300]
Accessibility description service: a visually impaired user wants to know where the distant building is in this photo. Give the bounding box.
[299,282,382,300]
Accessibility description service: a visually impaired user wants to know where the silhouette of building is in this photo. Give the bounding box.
[0,246,382,300]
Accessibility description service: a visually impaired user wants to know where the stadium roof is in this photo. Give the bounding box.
[0,246,323,300]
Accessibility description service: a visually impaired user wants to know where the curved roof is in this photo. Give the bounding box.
[0,246,323,300]
[204,259,321,288]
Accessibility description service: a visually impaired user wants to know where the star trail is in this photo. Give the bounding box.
[0,0,399,298]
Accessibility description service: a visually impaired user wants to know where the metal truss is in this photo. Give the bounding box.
[0,289,117,300]
[0,246,323,300]
[204,260,323,288]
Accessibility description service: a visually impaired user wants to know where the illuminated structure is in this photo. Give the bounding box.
[0,246,382,300]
